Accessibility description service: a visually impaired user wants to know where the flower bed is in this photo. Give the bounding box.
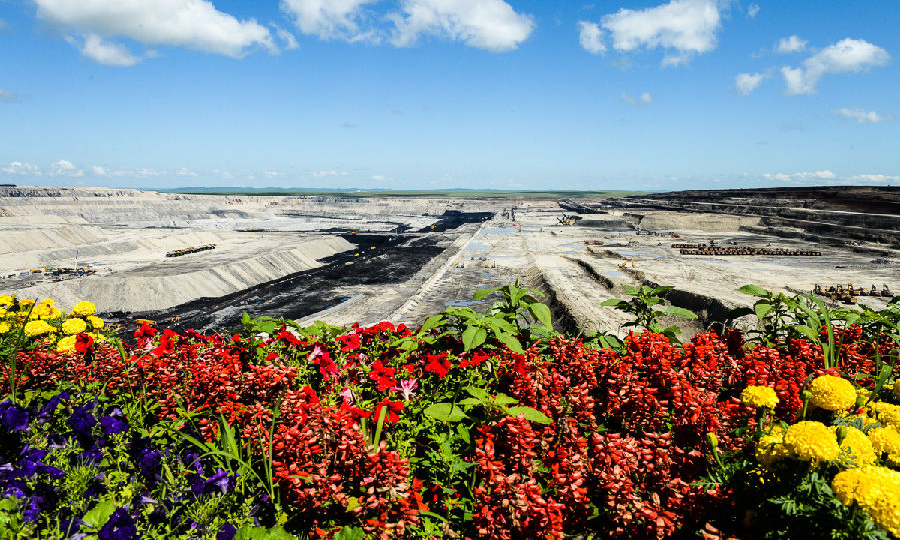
[1,287,899,539]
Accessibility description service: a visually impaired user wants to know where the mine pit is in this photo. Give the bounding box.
[1,185,898,339]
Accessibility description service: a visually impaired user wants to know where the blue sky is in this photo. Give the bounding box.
[0,0,897,191]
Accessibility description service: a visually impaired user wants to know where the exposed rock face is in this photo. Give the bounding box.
[598,186,900,248]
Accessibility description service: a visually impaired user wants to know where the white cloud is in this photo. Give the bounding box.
[0,89,20,103]
[601,0,720,67]
[35,0,275,63]
[175,166,198,176]
[390,0,535,52]
[263,170,283,177]
[371,174,385,181]
[311,170,349,177]
[281,0,377,42]
[846,174,900,184]
[577,21,605,54]
[91,166,108,176]
[764,170,836,182]
[775,35,807,54]
[2,162,41,175]
[49,159,84,177]
[273,25,300,50]
[622,91,652,106]
[735,72,767,96]
[747,4,759,18]
[832,107,892,124]
[782,38,890,96]
[79,33,140,66]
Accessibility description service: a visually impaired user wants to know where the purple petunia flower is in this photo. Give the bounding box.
[98,508,138,540]
[68,402,98,438]
[36,390,70,423]
[130,438,162,481]
[0,400,30,432]
[217,523,237,540]
[99,408,129,437]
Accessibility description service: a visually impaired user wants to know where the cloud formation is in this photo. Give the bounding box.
[764,170,836,182]
[49,159,84,177]
[775,35,807,54]
[35,0,275,64]
[389,0,534,52]
[280,0,377,42]
[0,89,20,103]
[781,38,890,95]
[2,162,42,175]
[577,21,605,54]
[832,107,892,124]
[622,91,652,106]
[601,0,720,66]
[747,4,759,18]
[78,34,141,66]
[734,72,767,96]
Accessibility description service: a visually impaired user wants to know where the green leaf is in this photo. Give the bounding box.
[623,285,640,296]
[504,406,552,424]
[332,526,367,540]
[754,302,774,320]
[235,525,297,540]
[651,285,674,295]
[665,306,697,319]
[424,403,468,422]
[493,331,524,354]
[472,287,501,301]
[465,386,490,402]
[457,397,482,406]
[792,324,819,342]
[82,501,116,528]
[493,393,519,405]
[419,314,445,334]
[461,326,487,351]
[600,298,626,307]
[738,284,771,298]
[526,302,552,328]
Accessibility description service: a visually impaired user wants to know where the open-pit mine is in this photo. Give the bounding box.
[2,185,898,338]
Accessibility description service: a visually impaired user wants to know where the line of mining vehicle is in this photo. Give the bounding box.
[166,244,216,258]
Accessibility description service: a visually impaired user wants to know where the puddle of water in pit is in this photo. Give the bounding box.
[602,270,627,280]
[480,228,518,235]
[468,242,490,251]
[444,300,482,307]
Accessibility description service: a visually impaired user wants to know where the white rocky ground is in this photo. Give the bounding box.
[2,187,897,338]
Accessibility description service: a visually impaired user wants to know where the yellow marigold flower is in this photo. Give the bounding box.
[40,298,54,306]
[756,424,790,467]
[71,301,96,318]
[29,304,52,320]
[87,332,106,343]
[741,385,779,409]
[56,335,77,353]
[0,307,7,318]
[831,466,900,537]
[24,320,54,337]
[808,375,857,412]
[0,322,9,334]
[869,426,900,464]
[61,318,87,335]
[869,402,900,429]
[20,299,35,307]
[87,316,104,330]
[783,421,840,462]
[831,426,877,467]
[0,295,13,307]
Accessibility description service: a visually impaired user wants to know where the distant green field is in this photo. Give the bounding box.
[158,187,646,199]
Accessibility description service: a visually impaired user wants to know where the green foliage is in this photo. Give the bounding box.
[443,280,555,354]
[601,284,697,342]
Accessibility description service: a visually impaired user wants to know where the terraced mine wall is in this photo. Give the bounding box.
[14,236,354,313]
[599,186,900,248]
